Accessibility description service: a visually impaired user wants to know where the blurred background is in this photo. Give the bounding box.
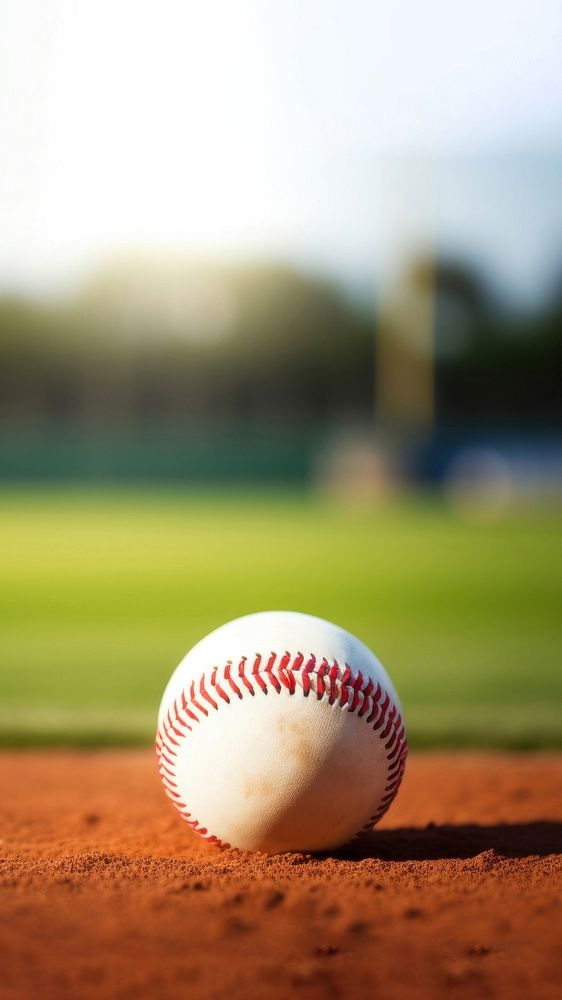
[1,0,561,748]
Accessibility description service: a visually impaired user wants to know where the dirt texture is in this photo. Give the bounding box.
[1,750,561,1000]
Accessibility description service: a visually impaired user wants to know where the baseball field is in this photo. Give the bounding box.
[1,489,561,998]
[2,488,561,747]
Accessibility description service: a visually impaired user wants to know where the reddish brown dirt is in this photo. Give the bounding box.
[1,751,561,1000]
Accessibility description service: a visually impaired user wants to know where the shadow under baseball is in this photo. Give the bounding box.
[335,821,562,861]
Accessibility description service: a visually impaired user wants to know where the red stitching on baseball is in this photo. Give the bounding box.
[279,651,291,671]
[357,678,374,716]
[301,655,316,696]
[252,654,268,693]
[173,709,191,733]
[385,727,400,751]
[366,682,382,722]
[180,690,199,723]
[225,662,242,699]
[278,652,296,693]
[156,652,408,850]
[350,671,364,711]
[265,653,281,693]
[373,692,390,729]
[388,736,406,764]
[200,675,218,711]
[189,679,208,716]
[211,666,230,704]
[238,658,255,695]
[338,665,351,706]
[292,652,304,671]
[316,658,329,699]
[328,663,339,704]
[380,705,397,739]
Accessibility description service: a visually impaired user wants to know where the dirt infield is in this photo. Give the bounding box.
[1,752,561,1000]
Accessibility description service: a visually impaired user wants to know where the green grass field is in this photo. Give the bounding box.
[1,488,560,748]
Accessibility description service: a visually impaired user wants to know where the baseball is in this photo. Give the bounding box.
[156,610,407,853]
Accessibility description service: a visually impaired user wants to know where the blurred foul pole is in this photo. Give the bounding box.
[375,158,436,437]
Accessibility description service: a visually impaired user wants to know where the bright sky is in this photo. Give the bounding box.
[1,0,561,298]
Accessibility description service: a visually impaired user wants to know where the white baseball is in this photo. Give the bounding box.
[156,610,407,853]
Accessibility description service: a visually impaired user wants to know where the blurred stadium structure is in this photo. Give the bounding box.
[0,244,561,506]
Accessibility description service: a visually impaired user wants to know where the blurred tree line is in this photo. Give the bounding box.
[0,255,560,451]
[0,260,373,433]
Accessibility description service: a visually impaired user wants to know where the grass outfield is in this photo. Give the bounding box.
[1,488,561,748]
